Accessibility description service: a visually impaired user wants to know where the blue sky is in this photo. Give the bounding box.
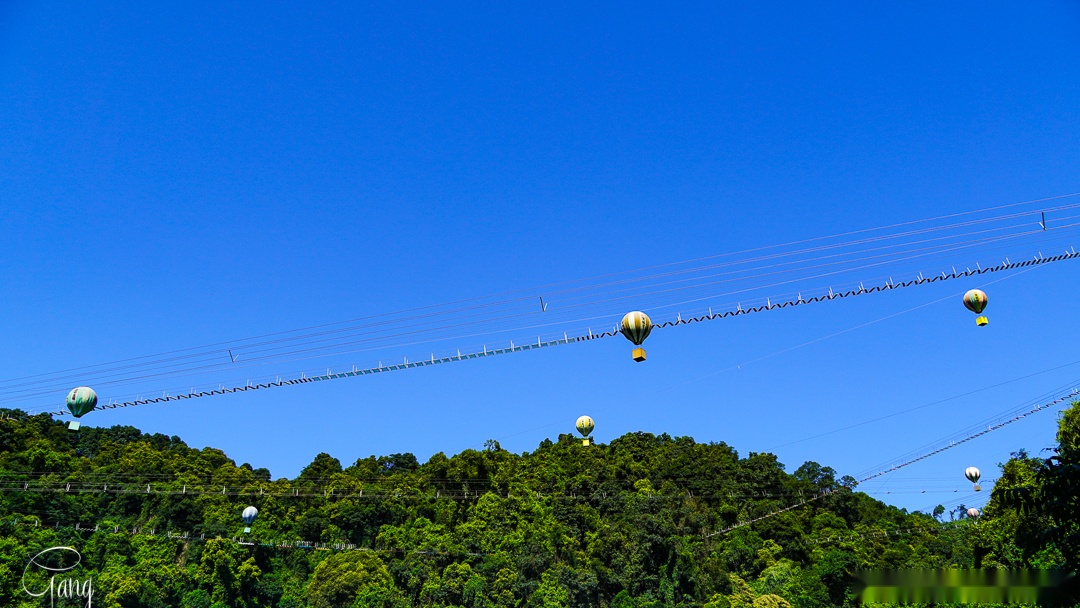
[2,2,1079,515]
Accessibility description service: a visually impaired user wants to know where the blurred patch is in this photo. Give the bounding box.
[854,569,1078,606]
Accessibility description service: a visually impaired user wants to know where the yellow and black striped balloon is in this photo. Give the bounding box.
[576,415,594,438]
[620,311,653,345]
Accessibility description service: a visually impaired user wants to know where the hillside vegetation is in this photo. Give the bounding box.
[0,402,1076,607]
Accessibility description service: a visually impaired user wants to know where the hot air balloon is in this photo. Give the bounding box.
[620,311,653,362]
[967,507,980,519]
[965,466,982,491]
[576,415,595,447]
[963,289,988,326]
[242,506,258,533]
[65,387,98,431]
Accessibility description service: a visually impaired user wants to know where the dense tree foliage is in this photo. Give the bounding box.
[0,403,1076,607]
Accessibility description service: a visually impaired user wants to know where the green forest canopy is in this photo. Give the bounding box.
[0,401,1077,608]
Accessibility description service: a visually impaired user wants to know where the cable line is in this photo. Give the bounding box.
[702,385,1080,536]
[28,249,1077,417]
[4,196,1078,401]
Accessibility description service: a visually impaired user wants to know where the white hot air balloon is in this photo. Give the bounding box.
[242,506,258,533]
[967,507,980,519]
[965,467,982,491]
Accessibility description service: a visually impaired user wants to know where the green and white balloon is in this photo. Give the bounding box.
[66,387,98,418]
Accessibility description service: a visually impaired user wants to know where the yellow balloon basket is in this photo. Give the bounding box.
[581,437,592,447]
[976,316,988,326]
[632,348,646,362]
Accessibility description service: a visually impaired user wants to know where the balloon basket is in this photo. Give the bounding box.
[67,421,80,431]
[244,527,251,533]
[632,348,646,362]
[976,316,988,326]
[973,484,982,492]
[581,437,592,446]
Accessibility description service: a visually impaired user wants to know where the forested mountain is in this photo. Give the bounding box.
[0,403,1076,608]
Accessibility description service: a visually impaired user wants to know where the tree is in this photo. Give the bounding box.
[195,539,261,608]
[307,552,402,608]
[997,400,1080,571]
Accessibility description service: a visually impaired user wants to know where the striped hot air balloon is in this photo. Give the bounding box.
[576,415,594,446]
[65,387,98,431]
[967,507,980,519]
[620,311,653,362]
[963,289,988,326]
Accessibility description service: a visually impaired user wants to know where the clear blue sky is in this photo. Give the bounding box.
[2,2,1079,515]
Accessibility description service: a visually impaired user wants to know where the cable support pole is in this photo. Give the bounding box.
[33,250,1080,417]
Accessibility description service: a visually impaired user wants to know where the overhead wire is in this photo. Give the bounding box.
[4,197,1079,408]
[10,231,1080,412]
[854,384,1080,480]
[8,192,1075,382]
[13,249,1077,416]
[767,358,1080,451]
[703,384,1079,536]
[0,516,487,556]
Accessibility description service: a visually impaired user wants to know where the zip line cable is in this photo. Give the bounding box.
[767,359,1080,451]
[0,516,486,556]
[0,511,953,555]
[6,220,1068,399]
[0,479,967,500]
[13,226,1073,402]
[855,385,1080,481]
[4,197,1078,401]
[16,248,1080,416]
[9,192,1075,382]
[3,221,1073,400]
[13,225,1070,403]
[703,385,1080,536]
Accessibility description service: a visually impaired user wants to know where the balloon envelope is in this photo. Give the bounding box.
[967,508,980,519]
[620,311,653,346]
[242,506,258,525]
[66,387,98,418]
[965,467,981,484]
[963,290,988,314]
[575,415,594,438]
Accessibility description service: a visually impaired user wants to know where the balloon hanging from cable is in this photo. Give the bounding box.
[620,311,653,362]
[963,289,988,326]
[965,466,982,491]
[65,387,97,431]
[242,506,258,533]
[576,415,594,446]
